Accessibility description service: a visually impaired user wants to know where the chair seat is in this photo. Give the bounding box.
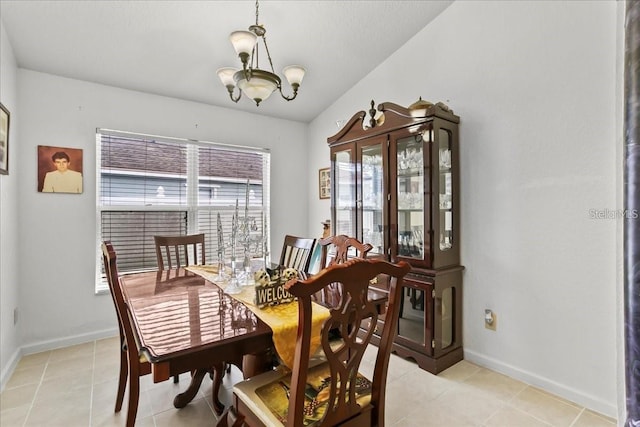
[234,360,372,426]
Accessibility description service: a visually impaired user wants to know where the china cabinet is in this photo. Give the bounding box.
[327,100,463,374]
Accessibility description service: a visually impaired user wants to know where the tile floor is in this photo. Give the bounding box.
[0,336,616,427]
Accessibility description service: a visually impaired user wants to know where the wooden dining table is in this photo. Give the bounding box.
[119,268,274,414]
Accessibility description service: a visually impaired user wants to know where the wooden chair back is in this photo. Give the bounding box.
[101,241,151,426]
[310,235,374,309]
[278,235,316,272]
[319,234,373,269]
[154,233,206,270]
[285,258,411,426]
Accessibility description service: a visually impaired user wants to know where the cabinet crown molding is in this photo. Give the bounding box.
[328,100,459,146]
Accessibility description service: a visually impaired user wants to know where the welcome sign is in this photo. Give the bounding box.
[255,280,295,308]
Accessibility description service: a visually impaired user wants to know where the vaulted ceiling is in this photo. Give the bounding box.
[0,1,453,122]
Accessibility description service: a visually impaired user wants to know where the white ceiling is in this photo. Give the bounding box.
[0,0,452,123]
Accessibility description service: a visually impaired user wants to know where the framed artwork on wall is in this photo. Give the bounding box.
[0,103,9,175]
[37,145,84,194]
[319,167,330,199]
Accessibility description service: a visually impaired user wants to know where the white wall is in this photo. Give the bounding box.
[307,0,619,418]
[15,70,308,354]
[0,20,20,389]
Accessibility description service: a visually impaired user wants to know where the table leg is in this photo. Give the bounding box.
[173,369,207,408]
[210,363,225,415]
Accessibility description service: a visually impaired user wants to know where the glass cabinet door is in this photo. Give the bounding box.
[396,133,426,262]
[332,148,355,238]
[358,141,384,256]
[438,129,453,252]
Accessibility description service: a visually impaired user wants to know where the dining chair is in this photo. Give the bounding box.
[312,234,387,313]
[318,234,373,269]
[155,233,207,383]
[102,241,153,427]
[154,233,206,270]
[153,233,229,411]
[278,235,316,272]
[216,258,411,427]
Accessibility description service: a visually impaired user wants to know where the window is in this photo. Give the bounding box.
[96,129,270,293]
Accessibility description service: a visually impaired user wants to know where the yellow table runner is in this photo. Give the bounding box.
[185,265,330,369]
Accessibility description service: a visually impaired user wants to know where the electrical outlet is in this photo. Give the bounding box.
[485,309,496,331]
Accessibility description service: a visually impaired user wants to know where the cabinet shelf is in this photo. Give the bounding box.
[398,169,424,178]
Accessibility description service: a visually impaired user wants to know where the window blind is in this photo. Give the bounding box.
[96,130,271,292]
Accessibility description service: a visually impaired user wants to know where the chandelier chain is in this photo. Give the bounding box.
[255,0,259,25]
[253,0,277,78]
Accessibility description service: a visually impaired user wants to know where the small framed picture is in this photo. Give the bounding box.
[319,167,330,200]
[0,103,9,175]
[37,145,84,194]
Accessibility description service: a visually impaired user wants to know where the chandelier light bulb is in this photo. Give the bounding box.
[229,30,257,57]
[217,67,238,88]
[283,65,306,86]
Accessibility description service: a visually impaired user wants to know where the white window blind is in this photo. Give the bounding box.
[96,129,271,293]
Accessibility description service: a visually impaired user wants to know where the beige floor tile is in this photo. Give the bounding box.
[484,405,552,427]
[388,353,421,379]
[362,344,378,363]
[439,360,481,382]
[94,346,121,366]
[91,380,155,427]
[431,382,507,426]
[34,371,93,404]
[42,355,94,381]
[0,403,30,427]
[16,351,50,369]
[134,415,156,427]
[393,398,477,426]
[394,365,454,401]
[91,409,128,427]
[463,366,528,401]
[95,336,120,354]
[24,388,91,426]
[93,359,122,385]
[384,373,426,408]
[511,386,582,427]
[0,383,38,411]
[5,364,45,389]
[572,409,617,427]
[140,372,182,391]
[153,397,216,427]
[383,370,457,426]
[48,341,95,363]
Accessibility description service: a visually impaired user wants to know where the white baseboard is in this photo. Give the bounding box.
[1,327,119,392]
[0,347,21,392]
[464,349,618,420]
[21,328,118,355]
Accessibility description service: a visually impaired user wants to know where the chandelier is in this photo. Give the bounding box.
[216,0,306,106]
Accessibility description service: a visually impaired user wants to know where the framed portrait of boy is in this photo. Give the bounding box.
[37,145,84,194]
[0,103,9,175]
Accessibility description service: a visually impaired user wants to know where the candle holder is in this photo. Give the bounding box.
[238,180,264,286]
[225,200,242,295]
[215,212,227,282]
